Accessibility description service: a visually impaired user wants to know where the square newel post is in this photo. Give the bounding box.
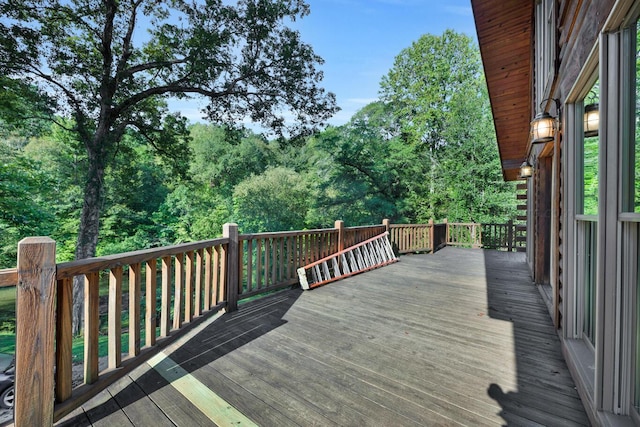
[428,219,434,253]
[16,237,57,427]
[382,218,390,233]
[223,223,239,313]
[443,218,449,245]
[335,220,345,252]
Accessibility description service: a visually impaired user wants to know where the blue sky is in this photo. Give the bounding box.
[174,0,477,127]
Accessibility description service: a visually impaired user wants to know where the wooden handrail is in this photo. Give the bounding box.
[0,268,17,287]
[56,238,229,278]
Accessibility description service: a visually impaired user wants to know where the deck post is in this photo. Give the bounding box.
[382,218,390,233]
[16,237,56,427]
[223,223,239,312]
[335,220,345,252]
[507,219,514,252]
[428,219,434,252]
[444,218,449,245]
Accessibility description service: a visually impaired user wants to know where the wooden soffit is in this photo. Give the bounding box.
[471,0,534,181]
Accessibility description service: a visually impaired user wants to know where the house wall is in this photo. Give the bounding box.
[532,0,640,425]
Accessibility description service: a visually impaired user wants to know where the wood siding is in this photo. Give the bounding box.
[471,0,534,181]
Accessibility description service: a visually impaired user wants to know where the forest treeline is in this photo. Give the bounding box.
[0,30,518,269]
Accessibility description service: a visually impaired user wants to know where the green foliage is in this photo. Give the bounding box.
[379,29,516,223]
[233,167,313,233]
[0,142,55,267]
[0,28,518,271]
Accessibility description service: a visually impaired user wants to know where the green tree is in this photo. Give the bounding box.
[380,30,481,220]
[310,103,411,225]
[379,30,515,222]
[0,0,337,333]
[0,143,55,267]
[233,167,312,232]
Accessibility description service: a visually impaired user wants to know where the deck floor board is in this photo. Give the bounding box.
[56,247,589,426]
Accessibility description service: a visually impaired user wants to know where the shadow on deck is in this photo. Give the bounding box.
[57,247,588,426]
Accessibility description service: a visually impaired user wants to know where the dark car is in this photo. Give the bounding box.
[0,355,14,409]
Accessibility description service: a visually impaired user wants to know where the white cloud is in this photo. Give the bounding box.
[445,6,473,17]
[346,97,379,105]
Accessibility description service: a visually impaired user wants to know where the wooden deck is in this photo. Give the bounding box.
[57,247,589,426]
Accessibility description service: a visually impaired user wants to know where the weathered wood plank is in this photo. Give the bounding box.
[56,277,73,402]
[108,266,122,369]
[145,259,157,347]
[184,251,194,323]
[128,263,141,357]
[84,271,100,384]
[160,256,171,337]
[16,237,57,426]
[194,249,203,316]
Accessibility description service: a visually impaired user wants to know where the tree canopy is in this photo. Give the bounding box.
[0,25,518,334]
[0,0,338,333]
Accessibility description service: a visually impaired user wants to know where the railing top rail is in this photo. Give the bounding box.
[239,227,337,240]
[56,237,229,279]
[389,223,431,228]
[344,224,386,230]
[0,268,17,288]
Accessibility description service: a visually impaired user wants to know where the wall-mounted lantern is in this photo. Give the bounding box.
[519,160,533,179]
[583,103,599,137]
[531,98,561,144]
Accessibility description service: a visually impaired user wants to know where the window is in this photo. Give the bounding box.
[575,79,599,345]
[580,81,600,216]
[535,0,556,101]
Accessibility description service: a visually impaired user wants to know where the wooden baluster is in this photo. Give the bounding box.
[145,259,157,347]
[213,244,220,304]
[56,277,73,403]
[185,251,194,323]
[279,237,284,282]
[84,271,100,384]
[238,241,244,296]
[256,239,263,289]
[108,266,123,369]
[271,238,277,285]
[204,247,212,310]
[195,249,203,316]
[223,223,238,312]
[219,243,228,305]
[246,239,253,293]
[264,238,270,287]
[160,256,171,337]
[173,253,184,330]
[128,263,141,357]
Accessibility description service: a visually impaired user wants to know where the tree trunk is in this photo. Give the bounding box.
[72,145,106,335]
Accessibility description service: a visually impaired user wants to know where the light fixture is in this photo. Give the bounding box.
[583,103,599,137]
[519,160,533,179]
[531,98,561,144]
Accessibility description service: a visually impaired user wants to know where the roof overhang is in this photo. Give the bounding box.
[471,0,534,181]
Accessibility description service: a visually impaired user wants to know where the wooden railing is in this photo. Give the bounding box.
[3,218,523,426]
[389,223,432,254]
[238,228,338,299]
[57,236,229,422]
[447,222,482,248]
[389,220,524,253]
[481,221,526,252]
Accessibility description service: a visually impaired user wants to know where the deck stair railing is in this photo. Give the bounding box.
[297,231,398,290]
[0,217,524,426]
